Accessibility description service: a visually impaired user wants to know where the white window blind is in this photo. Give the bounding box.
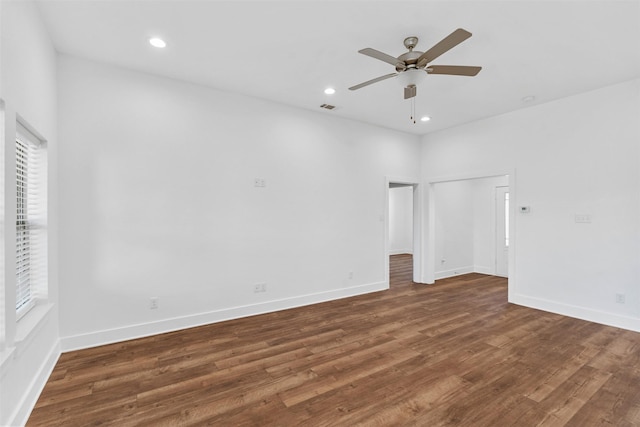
[16,123,47,319]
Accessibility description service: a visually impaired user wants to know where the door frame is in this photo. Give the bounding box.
[385,176,423,285]
[495,185,509,278]
[424,170,516,298]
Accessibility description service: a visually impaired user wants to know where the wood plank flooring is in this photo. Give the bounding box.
[28,254,640,426]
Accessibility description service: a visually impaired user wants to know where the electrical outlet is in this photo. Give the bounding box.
[254,178,266,188]
[150,297,159,309]
[615,293,626,304]
[348,271,353,280]
[254,283,267,293]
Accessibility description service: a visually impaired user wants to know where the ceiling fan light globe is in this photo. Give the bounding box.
[397,68,427,88]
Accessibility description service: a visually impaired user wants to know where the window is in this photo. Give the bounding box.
[15,122,47,319]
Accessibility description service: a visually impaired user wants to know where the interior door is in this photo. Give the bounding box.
[495,186,509,277]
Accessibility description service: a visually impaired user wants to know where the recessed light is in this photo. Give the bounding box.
[324,87,336,95]
[420,116,431,122]
[149,37,166,48]
[522,95,535,103]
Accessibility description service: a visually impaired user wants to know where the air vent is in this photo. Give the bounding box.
[320,104,336,110]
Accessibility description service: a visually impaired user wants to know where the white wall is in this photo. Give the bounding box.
[57,55,422,350]
[472,176,509,275]
[433,180,474,278]
[0,1,60,425]
[422,78,640,331]
[388,186,413,255]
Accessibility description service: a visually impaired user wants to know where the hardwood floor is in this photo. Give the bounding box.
[29,254,640,426]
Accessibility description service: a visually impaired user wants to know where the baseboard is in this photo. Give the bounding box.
[510,293,640,333]
[473,265,493,275]
[61,281,388,352]
[435,266,474,280]
[9,340,61,427]
[389,249,413,255]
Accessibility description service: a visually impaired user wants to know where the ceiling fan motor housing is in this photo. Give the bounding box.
[398,50,425,69]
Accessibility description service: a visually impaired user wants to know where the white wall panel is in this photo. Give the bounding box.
[57,56,421,349]
[422,79,640,331]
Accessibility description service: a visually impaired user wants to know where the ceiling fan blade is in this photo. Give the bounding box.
[358,48,402,66]
[404,85,417,99]
[426,65,482,76]
[417,28,472,66]
[349,73,397,91]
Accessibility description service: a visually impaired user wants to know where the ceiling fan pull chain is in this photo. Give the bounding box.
[409,97,412,122]
[412,97,416,124]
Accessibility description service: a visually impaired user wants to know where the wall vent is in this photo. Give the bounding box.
[320,104,336,110]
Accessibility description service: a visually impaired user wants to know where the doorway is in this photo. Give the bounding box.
[388,184,414,287]
[385,177,422,286]
[425,173,512,289]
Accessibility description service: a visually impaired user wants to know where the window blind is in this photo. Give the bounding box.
[16,123,47,319]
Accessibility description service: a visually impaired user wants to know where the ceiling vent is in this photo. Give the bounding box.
[320,104,336,110]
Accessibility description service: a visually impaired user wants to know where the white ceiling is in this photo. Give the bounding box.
[36,0,640,135]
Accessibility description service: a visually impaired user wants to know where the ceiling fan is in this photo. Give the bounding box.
[349,28,482,99]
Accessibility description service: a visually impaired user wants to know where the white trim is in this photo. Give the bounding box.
[8,340,60,427]
[16,115,47,145]
[15,299,36,322]
[60,281,388,352]
[473,265,493,275]
[425,182,435,284]
[510,293,640,333]
[413,182,424,284]
[0,347,16,379]
[494,185,510,278]
[389,249,413,256]
[386,175,421,186]
[434,266,474,280]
